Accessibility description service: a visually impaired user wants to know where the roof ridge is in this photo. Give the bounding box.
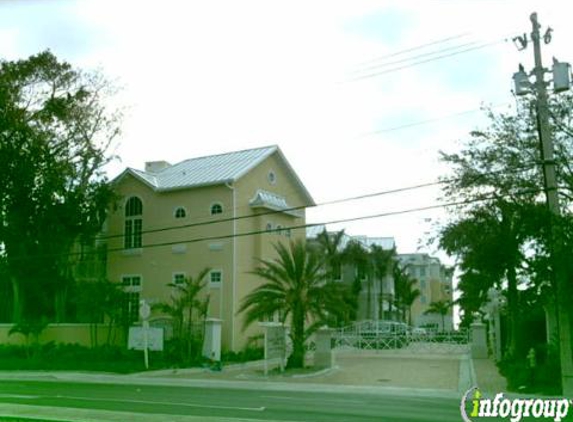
[171,144,277,167]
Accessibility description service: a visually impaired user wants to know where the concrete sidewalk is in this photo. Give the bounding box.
[147,351,464,392]
[472,357,507,393]
[0,350,477,422]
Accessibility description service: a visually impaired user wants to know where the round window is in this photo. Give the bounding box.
[268,170,276,184]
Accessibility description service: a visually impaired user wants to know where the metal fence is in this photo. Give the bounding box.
[332,321,470,354]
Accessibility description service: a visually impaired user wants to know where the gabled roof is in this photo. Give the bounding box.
[112,145,314,205]
[249,189,302,217]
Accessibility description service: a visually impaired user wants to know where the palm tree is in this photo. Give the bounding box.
[343,240,371,319]
[156,268,211,364]
[370,245,396,320]
[315,229,345,282]
[424,300,453,331]
[239,239,349,368]
[393,263,420,325]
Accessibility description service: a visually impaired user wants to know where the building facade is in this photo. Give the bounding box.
[397,253,454,329]
[306,227,396,322]
[106,146,313,351]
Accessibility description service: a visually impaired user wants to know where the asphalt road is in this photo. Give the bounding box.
[0,380,465,422]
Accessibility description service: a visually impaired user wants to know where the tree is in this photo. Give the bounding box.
[424,300,453,331]
[435,97,573,357]
[75,279,123,347]
[343,240,371,319]
[315,229,345,282]
[239,240,350,368]
[370,244,396,320]
[0,51,120,322]
[156,268,211,364]
[313,229,356,326]
[439,203,528,355]
[393,263,420,325]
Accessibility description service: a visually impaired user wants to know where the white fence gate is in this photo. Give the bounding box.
[332,320,470,354]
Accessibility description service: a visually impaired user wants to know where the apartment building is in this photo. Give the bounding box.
[397,253,454,329]
[106,145,313,351]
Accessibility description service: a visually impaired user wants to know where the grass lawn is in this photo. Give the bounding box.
[0,419,68,422]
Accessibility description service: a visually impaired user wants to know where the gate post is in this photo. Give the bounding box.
[314,327,333,369]
[470,322,488,358]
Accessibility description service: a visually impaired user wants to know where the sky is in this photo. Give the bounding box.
[0,0,570,263]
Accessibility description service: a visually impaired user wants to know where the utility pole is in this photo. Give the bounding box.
[518,12,573,395]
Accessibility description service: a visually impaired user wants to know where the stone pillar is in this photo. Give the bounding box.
[471,322,488,359]
[314,327,333,369]
[202,318,222,362]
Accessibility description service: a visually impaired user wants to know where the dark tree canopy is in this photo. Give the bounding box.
[438,94,573,356]
[0,51,121,322]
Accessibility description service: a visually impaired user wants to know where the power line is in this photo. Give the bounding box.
[349,40,481,74]
[100,180,445,241]
[104,187,544,255]
[5,177,543,263]
[98,163,538,242]
[354,32,472,66]
[358,102,510,137]
[349,39,507,82]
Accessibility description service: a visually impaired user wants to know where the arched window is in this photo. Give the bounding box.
[211,203,223,215]
[125,196,142,217]
[124,197,142,249]
[174,207,186,219]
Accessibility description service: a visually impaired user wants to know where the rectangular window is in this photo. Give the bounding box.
[420,279,426,290]
[121,276,141,325]
[133,219,142,248]
[420,267,426,277]
[124,218,142,249]
[210,270,222,286]
[122,291,140,324]
[173,273,185,285]
[124,220,133,248]
[122,275,141,287]
[420,295,427,305]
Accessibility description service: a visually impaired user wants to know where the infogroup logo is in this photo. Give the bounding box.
[460,387,571,422]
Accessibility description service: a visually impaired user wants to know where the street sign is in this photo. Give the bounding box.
[128,327,164,351]
[139,300,151,320]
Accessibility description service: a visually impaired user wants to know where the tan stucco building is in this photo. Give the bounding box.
[397,253,454,329]
[106,145,313,351]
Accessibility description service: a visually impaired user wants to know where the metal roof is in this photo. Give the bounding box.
[130,146,276,190]
[249,189,301,217]
[112,145,315,205]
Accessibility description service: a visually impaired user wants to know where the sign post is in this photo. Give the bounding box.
[261,322,286,376]
[139,299,151,370]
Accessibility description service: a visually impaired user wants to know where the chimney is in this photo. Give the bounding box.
[145,161,171,173]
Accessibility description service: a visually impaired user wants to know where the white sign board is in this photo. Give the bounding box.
[265,325,285,360]
[128,327,164,351]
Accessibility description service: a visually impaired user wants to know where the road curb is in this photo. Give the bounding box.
[0,403,280,422]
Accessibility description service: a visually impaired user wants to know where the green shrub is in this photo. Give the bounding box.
[222,346,264,363]
[498,343,561,395]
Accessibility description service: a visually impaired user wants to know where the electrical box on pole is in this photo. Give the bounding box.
[552,60,571,92]
[513,67,531,96]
